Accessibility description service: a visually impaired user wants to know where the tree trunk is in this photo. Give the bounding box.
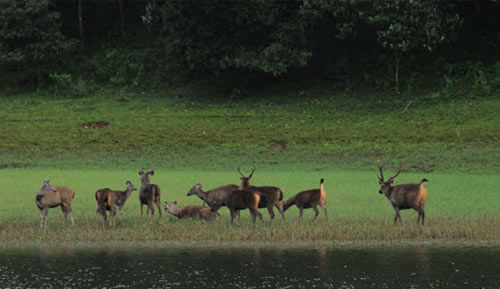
[78,0,84,46]
[118,0,125,38]
[394,50,402,94]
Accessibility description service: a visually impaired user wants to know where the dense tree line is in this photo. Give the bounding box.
[0,0,498,91]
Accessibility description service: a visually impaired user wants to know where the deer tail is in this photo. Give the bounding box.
[283,196,296,211]
[277,189,284,202]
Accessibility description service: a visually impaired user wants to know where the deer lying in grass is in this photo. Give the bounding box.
[138,166,161,218]
[164,201,220,221]
[35,180,75,227]
[210,189,263,224]
[377,162,429,225]
[95,180,137,226]
[283,178,328,221]
[238,166,285,221]
[187,183,240,218]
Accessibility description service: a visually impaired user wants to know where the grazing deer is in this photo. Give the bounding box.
[95,180,137,226]
[35,180,75,227]
[283,178,328,221]
[187,183,240,218]
[138,166,162,218]
[164,201,220,221]
[238,166,285,221]
[210,189,263,224]
[377,162,429,225]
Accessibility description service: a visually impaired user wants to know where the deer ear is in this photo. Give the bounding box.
[390,180,394,184]
[378,180,383,185]
[138,170,142,175]
[173,201,177,205]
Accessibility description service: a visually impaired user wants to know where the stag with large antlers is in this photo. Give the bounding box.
[138,166,162,218]
[237,166,285,221]
[377,162,429,225]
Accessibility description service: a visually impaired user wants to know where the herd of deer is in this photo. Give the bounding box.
[34,162,429,227]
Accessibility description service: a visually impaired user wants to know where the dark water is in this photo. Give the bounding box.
[0,246,499,289]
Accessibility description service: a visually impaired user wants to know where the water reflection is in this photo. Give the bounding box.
[0,246,498,288]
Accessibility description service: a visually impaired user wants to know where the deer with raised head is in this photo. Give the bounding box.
[238,166,285,221]
[377,162,429,225]
[209,188,263,224]
[95,180,137,226]
[35,180,75,227]
[187,183,240,217]
[164,201,220,221]
[283,178,328,221]
[138,166,161,218]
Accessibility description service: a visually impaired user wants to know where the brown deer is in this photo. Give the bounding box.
[95,180,137,226]
[210,189,264,224]
[283,178,328,221]
[138,166,161,218]
[238,166,285,221]
[187,183,240,218]
[377,162,429,225]
[164,201,220,221]
[35,180,75,227]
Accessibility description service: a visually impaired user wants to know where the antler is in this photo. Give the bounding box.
[248,165,256,179]
[237,166,245,177]
[388,162,403,182]
[377,160,384,181]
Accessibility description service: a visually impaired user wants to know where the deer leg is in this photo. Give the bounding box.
[320,203,328,221]
[312,206,319,221]
[393,207,401,224]
[119,206,124,218]
[43,208,49,227]
[256,209,263,223]
[230,208,239,225]
[156,199,162,217]
[111,207,116,226]
[61,205,67,225]
[39,209,44,228]
[418,206,425,225]
[250,209,257,223]
[276,202,286,221]
[267,206,275,223]
[67,204,74,225]
[298,207,304,220]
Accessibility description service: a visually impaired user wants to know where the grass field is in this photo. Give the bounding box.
[0,168,498,246]
[0,87,498,172]
[0,86,499,246]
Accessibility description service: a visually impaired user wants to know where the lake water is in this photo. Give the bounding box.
[0,246,498,289]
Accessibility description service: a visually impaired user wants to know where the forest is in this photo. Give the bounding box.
[0,0,498,95]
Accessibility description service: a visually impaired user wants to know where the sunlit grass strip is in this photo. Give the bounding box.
[0,217,499,246]
[0,168,498,246]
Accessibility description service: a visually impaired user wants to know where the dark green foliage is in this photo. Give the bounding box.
[0,0,75,68]
[159,0,311,76]
[367,0,463,92]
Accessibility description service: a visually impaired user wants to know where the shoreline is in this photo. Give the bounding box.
[1,239,499,249]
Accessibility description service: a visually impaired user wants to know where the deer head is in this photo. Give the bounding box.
[187,183,203,196]
[138,166,155,185]
[126,180,137,193]
[164,200,179,215]
[238,165,255,188]
[37,180,57,196]
[377,161,403,195]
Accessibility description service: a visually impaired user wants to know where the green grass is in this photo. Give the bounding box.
[0,87,498,172]
[0,168,498,245]
[0,85,498,246]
